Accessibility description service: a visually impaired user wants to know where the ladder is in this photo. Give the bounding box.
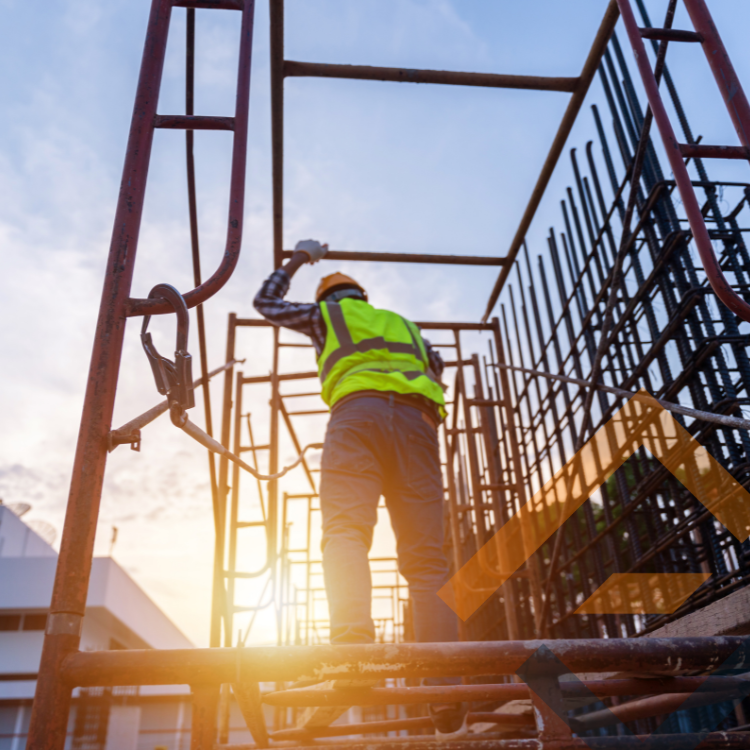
[26,1,256,748]
[617,0,750,322]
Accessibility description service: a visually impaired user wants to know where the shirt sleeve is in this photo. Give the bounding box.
[422,339,445,377]
[253,269,321,340]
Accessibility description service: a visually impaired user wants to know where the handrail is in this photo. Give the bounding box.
[617,0,750,323]
[126,0,256,317]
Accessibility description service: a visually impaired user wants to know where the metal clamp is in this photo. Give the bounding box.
[46,612,83,638]
[141,284,195,426]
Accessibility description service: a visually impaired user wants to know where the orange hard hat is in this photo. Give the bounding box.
[315,272,368,303]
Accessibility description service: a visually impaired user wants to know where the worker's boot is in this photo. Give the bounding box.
[296,678,379,729]
[429,702,469,736]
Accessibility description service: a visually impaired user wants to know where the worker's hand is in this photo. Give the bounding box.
[294,239,329,264]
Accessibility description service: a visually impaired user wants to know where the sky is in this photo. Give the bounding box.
[2,0,750,647]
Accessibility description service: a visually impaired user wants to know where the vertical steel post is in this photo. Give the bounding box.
[26,3,173,747]
[226,371,245,646]
[441,375,467,641]
[270,328,281,644]
[190,684,220,750]
[218,682,231,745]
[215,313,238,648]
[491,318,544,632]
[270,0,284,269]
[454,332,488,548]
[470,354,519,640]
[305,495,313,645]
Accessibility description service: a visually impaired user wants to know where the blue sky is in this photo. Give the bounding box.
[2,0,750,645]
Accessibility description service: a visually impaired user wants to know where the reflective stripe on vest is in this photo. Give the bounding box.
[317,301,446,413]
[337,359,436,385]
[320,303,425,382]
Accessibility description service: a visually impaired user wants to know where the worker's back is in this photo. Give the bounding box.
[317,298,445,412]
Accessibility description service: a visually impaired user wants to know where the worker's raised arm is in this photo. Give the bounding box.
[253,240,329,350]
[279,239,328,280]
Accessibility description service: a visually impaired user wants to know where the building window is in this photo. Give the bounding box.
[22,614,48,631]
[0,614,21,631]
[0,613,49,631]
[72,687,111,750]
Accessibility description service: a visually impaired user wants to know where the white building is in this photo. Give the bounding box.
[0,503,198,750]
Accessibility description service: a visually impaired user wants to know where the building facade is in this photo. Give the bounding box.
[0,503,200,750]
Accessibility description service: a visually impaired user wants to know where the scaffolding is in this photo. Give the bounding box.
[25,0,750,748]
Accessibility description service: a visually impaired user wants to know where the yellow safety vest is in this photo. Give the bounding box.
[317,299,446,415]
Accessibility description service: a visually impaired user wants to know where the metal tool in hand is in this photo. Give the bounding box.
[140,283,196,427]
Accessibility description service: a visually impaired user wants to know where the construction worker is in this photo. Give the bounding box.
[254,240,466,734]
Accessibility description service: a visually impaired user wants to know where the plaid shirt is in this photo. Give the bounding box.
[253,269,444,375]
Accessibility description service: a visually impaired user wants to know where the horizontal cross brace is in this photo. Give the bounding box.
[281,250,506,266]
[225,570,264,579]
[284,61,579,93]
[154,115,235,131]
[173,0,243,9]
[239,444,269,452]
[680,143,750,160]
[234,320,493,332]
[639,26,703,43]
[240,371,318,384]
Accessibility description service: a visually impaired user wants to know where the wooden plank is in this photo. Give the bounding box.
[644,587,750,639]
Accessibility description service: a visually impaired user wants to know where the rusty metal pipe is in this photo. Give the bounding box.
[108,359,241,448]
[235,317,275,327]
[270,0,284,269]
[26,2,176,747]
[60,638,750,687]
[180,416,322,481]
[679,143,750,160]
[221,733,750,750]
[215,313,237,647]
[127,0,256,316]
[270,712,534,741]
[154,114,235,130]
[284,61,579,93]
[617,0,750,322]
[190,684,220,750]
[263,683,531,707]
[493,362,750,432]
[27,1,257,741]
[639,27,702,43]
[417,323,493,331]
[574,688,746,730]
[262,676,744,707]
[683,0,750,152]
[174,0,243,8]
[241,371,319,385]
[281,250,506,266]
[233,319,494,331]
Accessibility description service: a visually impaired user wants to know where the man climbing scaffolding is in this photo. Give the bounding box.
[254,240,466,734]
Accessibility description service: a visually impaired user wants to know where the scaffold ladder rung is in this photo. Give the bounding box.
[617,0,750,322]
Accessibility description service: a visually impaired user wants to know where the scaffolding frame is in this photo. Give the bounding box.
[25,0,750,748]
